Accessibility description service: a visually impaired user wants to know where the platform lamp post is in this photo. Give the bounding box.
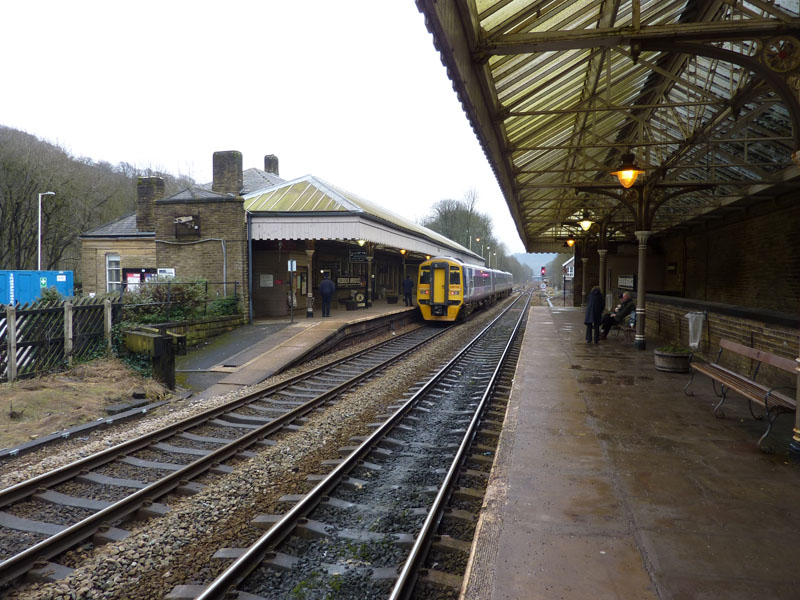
[37,191,55,270]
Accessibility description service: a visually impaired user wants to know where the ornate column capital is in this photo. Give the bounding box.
[597,249,608,257]
[634,230,652,245]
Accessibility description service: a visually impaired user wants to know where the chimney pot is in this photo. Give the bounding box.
[264,154,279,176]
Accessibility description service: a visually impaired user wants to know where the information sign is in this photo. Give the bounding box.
[349,250,367,263]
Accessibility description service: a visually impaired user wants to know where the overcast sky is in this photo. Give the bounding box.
[1,1,532,255]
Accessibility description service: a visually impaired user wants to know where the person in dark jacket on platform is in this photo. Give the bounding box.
[584,286,604,344]
[402,275,415,306]
[599,291,635,339]
[319,273,335,317]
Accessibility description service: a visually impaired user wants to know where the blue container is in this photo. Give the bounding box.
[0,270,74,306]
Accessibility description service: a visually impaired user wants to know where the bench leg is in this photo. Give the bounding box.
[747,399,764,421]
[713,386,728,419]
[757,408,782,452]
[711,379,723,397]
[683,369,695,396]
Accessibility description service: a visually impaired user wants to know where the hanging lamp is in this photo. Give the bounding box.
[611,152,644,188]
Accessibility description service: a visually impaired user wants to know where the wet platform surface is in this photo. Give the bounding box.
[463,305,800,600]
[176,300,417,399]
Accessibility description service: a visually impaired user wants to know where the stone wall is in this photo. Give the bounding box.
[644,295,798,389]
[80,238,156,295]
[161,314,245,346]
[153,198,248,309]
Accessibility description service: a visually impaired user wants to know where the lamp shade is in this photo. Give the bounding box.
[566,236,576,247]
[611,153,644,188]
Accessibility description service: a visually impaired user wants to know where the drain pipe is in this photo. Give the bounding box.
[247,212,253,324]
[155,238,227,295]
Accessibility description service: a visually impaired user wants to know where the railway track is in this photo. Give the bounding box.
[0,325,446,587]
[172,293,530,600]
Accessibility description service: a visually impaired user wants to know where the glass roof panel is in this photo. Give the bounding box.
[418,0,798,248]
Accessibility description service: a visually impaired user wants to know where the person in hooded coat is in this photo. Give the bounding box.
[584,285,604,344]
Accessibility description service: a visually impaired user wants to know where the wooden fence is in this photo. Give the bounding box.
[0,297,119,382]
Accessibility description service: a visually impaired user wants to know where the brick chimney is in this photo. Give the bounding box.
[136,177,165,232]
[212,151,243,195]
[264,154,279,176]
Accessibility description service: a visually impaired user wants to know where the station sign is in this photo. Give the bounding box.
[349,250,367,263]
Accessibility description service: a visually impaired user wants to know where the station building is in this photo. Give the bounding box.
[80,151,482,319]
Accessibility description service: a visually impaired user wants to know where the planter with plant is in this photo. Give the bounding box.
[654,345,692,373]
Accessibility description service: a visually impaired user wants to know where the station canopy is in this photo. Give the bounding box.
[245,175,483,264]
[416,0,800,252]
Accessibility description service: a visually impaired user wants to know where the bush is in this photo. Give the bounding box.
[37,286,63,304]
[121,278,222,323]
[207,296,239,316]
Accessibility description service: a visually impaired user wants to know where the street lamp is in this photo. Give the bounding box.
[38,191,55,270]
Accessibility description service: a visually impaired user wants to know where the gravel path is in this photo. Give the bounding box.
[2,305,507,600]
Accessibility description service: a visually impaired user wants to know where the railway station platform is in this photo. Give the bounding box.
[177,300,418,400]
[463,305,800,600]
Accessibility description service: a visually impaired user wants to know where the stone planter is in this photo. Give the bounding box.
[653,348,692,373]
[386,295,399,304]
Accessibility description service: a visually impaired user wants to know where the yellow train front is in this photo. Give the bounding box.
[417,256,513,322]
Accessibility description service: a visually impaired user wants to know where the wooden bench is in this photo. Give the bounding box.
[684,338,797,451]
[610,312,636,341]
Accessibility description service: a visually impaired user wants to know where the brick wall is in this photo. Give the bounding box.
[154,199,248,309]
[80,238,156,295]
[645,296,798,389]
[653,201,799,313]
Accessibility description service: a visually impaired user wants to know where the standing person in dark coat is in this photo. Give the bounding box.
[584,286,604,344]
[402,275,415,307]
[319,273,335,317]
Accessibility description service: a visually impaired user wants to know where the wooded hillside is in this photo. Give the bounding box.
[0,126,193,285]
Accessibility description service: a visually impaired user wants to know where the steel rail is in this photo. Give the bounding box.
[194,293,530,600]
[0,325,430,507]
[0,326,443,586]
[389,293,530,599]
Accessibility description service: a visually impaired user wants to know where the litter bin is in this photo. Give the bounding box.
[685,311,705,350]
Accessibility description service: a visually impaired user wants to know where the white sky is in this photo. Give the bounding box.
[1,1,528,254]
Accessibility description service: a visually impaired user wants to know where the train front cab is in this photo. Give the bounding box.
[418,259,463,322]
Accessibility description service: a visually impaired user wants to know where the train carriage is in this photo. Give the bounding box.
[417,256,513,322]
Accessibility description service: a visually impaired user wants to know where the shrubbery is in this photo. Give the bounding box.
[121,278,239,324]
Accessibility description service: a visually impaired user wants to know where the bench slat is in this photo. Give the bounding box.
[691,361,795,411]
[719,339,797,374]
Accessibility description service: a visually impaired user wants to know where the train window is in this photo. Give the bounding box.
[450,267,460,285]
[419,267,431,285]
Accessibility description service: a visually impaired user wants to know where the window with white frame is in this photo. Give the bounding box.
[106,254,121,292]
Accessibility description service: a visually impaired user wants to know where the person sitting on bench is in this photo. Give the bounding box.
[599,291,635,339]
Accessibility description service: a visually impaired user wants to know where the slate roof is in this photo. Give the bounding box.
[80,213,152,238]
[158,186,239,203]
[199,167,285,195]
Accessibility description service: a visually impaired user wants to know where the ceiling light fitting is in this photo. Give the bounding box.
[611,152,644,188]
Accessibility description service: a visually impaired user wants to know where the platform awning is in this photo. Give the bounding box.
[246,175,485,264]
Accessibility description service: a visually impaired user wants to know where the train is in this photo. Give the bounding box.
[417,256,513,322]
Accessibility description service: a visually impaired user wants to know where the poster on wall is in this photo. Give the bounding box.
[123,268,157,291]
[260,274,274,287]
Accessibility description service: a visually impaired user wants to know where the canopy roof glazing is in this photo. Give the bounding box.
[417,0,800,251]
